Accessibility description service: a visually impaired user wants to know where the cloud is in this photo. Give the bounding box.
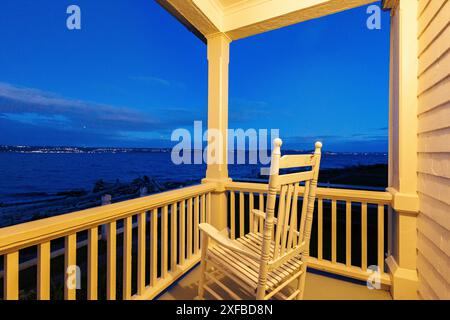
[0,82,166,130]
[0,114,177,148]
[129,76,171,86]
[0,82,206,131]
[129,76,186,89]
[0,82,202,146]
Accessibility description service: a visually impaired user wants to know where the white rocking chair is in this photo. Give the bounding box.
[198,139,322,300]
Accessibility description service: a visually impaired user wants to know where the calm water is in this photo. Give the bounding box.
[0,151,387,204]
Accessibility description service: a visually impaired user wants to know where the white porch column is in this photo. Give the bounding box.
[202,33,232,232]
[385,0,419,300]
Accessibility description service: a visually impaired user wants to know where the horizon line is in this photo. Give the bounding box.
[0,145,388,154]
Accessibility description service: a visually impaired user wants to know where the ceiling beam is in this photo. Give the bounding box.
[157,0,379,42]
[225,0,379,40]
[381,0,399,11]
[155,0,219,44]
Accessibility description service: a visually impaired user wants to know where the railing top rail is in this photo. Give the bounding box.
[226,181,392,204]
[0,183,217,254]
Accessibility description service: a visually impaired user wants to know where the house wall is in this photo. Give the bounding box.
[417,0,450,300]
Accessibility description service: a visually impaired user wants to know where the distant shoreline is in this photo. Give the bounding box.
[0,145,388,155]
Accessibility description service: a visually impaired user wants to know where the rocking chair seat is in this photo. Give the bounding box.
[207,232,304,292]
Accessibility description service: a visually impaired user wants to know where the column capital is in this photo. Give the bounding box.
[202,177,232,192]
[206,32,232,43]
[206,33,231,63]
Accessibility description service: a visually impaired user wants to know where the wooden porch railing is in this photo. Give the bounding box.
[225,181,392,285]
[0,180,393,300]
[0,183,215,300]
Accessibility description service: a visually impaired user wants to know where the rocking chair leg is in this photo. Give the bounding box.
[256,287,266,300]
[296,265,307,300]
[198,232,209,299]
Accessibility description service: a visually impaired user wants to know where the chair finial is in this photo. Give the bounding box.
[314,141,322,154]
[273,138,283,148]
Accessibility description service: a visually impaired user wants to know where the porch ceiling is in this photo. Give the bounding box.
[156,0,378,42]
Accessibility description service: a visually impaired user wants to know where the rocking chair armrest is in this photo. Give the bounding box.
[252,209,277,224]
[199,223,260,261]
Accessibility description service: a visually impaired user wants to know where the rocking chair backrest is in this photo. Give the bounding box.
[260,139,322,269]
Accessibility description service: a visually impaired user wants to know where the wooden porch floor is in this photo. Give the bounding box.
[158,264,392,300]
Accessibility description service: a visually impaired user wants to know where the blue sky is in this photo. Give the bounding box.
[0,0,390,152]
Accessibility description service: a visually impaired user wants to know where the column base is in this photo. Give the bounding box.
[386,255,418,300]
[202,177,231,232]
[202,177,232,192]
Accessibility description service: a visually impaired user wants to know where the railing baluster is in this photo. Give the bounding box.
[361,203,367,271]
[239,192,245,237]
[137,211,146,295]
[150,208,158,286]
[207,192,211,224]
[4,251,19,300]
[201,194,206,224]
[318,198,323,261]
[187,198,193,259]
[346,201,352,267]
[162,206,169,277]
[230,191,235,239]
[123,216,132,300]
[249,192,254,233]
[194,196,199,253]
[200,194,206,255]
[179,200,186,265]
[331,200,337,263]
[37,242,50,300]
[87,228,98,300]
[378,204,384,272]
[107,221,117,300]
[64,233,77,300]
[171,202,178,271]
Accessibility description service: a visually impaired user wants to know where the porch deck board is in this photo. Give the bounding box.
[158,264,392,300]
